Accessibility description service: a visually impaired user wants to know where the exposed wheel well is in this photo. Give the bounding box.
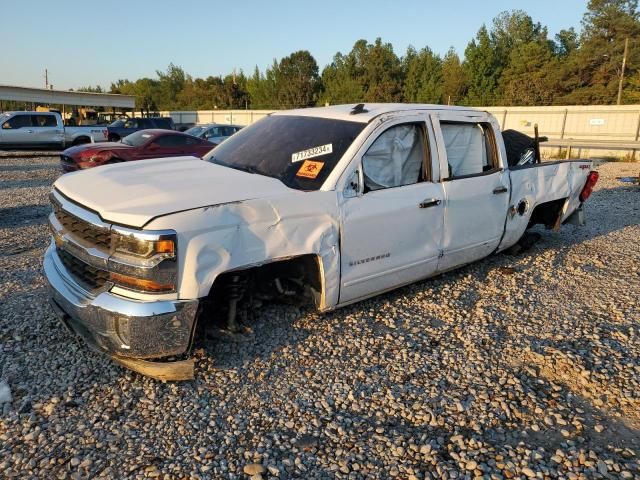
[527,198,567,229]
[72,136,91,146]
[196,254,323,332]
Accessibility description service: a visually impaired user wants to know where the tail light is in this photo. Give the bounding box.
[78,150,112,163]
[579,170,599,202]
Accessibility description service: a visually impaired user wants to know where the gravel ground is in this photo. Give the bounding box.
[0,156,638,479]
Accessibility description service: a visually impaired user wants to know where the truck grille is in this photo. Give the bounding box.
[52,204,111,250]
[57,248,110,290]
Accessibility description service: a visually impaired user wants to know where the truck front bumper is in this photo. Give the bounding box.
[43,244,199,380]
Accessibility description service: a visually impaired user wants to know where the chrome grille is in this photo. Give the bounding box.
[52,202,111,250]
[56,248,110,290]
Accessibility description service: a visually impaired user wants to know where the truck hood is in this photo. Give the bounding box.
[54,157,292,228]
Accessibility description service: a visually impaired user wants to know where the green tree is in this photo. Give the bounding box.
[556,0,640,104]
[320,52,365,105]
[320,38,403,104]
[554,28,579,56]
[441,48,468,104]
[499,41,557,105]
[402,46,443,103]
[464,26,501,105]
[273,50,321,108]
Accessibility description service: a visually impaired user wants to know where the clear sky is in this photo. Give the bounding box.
[1,0,588,90]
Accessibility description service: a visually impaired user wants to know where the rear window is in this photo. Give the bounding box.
[122,130,154,147]
[152,118,174,129]
[32,114,57,127]
[204,115,366,191]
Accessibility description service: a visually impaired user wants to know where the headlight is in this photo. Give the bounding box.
[112,233,175,259]
[108,228,178,293]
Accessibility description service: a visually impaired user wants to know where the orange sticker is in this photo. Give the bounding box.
[296,160,324,179]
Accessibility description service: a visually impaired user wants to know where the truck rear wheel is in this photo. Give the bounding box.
[72,137,91,146]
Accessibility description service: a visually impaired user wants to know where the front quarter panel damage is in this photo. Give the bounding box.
[145,191,341,310]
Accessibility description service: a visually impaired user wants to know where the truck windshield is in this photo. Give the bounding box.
[109,120,125,127]
[203,115,366,190]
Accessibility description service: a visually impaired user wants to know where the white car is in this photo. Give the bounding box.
[0,111,108,149]
[44,104,598,380]
[184,123,242,144]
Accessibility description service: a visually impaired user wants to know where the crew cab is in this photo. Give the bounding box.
[43,104,598,380]
[0,111,108,149]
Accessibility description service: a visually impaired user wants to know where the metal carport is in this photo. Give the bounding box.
[0,84,135,109]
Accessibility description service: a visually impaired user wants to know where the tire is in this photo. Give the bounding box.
[108,134,120,142]
[72,137,91,146]
[502,130,536,167]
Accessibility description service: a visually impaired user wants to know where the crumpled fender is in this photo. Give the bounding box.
[146,191,341,310]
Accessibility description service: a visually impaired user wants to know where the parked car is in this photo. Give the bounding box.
[44,103,599,380]
[0,111,108,149]
[184,123,242,144]
[107,117,175,141]
[59,129,215,172]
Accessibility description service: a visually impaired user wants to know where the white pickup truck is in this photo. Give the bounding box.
[44,104,598,380]
[0,111,108,149]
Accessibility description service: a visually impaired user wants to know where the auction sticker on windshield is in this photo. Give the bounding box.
[291,144,333,162]
[296,160,325,179]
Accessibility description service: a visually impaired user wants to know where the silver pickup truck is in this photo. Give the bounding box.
[0,111,108,149]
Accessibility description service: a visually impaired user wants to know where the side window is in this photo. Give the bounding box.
[32,115,57,127]
[124,119,138,128]
[362,123,426,192]
[3,115,33,129]
[153,135,188,147]
[440,122,498,178]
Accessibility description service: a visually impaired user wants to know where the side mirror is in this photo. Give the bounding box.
[343,170,360,198]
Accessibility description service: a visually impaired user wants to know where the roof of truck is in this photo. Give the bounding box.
[272,103,487,123]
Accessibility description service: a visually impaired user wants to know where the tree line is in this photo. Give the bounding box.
[93,1,640,110]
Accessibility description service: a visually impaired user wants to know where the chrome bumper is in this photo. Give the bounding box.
[43,243,199,361]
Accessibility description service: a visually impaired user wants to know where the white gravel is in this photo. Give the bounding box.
[0,156,638,479]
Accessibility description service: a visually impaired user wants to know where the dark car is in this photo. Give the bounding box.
[107,117,175,142]
[184,123,243,144]
[60,129,215,172]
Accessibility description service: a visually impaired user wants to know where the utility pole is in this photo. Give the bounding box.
[44,69,49,89]
[617,37,629,105]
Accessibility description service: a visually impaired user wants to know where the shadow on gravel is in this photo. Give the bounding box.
[0,178,53,190]
[0,204,51,229]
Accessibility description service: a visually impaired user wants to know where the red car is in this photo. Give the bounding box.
[60,129,216,172]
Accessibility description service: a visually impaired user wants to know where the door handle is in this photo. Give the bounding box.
[493,186,508,194]
[26,129,34,133]
[419,198,441,208]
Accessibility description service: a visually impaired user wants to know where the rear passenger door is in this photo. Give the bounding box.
[339,116,444,304]
[432,113,509,272]
[31,114,63,148]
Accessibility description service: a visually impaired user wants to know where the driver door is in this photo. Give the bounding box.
[339,116,444,304]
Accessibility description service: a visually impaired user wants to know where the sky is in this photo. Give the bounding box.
[1,0,589,91]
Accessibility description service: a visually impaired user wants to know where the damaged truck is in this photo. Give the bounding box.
[44,104,599,380]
